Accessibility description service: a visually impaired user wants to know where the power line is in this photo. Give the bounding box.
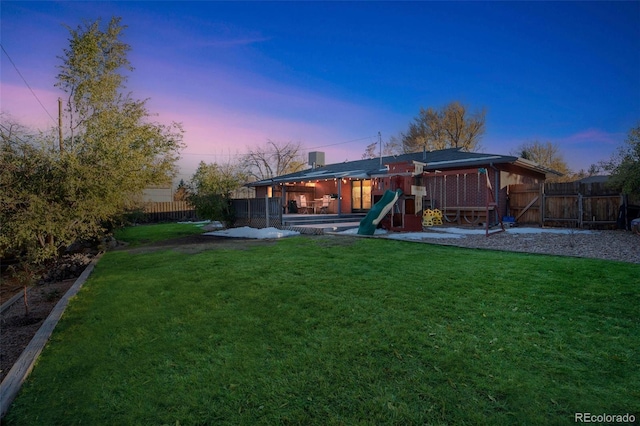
[1,43,57,126]
[0,122,30,144]
[180,152,225,157]
[304,135,377,152]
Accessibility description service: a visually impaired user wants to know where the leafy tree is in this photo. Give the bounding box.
[0,120,106,264]
[601,124,640,197]
[1,122,65,264]
[0,17,183,267]
[512,141,572,182]
[56,17,183,189]
[55,16,184,223]
[57,17,132,146]
[187,161,247,226]
[401,101,486,153]
[242,140,306,180]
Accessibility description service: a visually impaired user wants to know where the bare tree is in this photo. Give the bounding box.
[361,135,403,159]
[242,140,306,180]
[401,101,485,153]
[512,141,573,182]
[442,102,485,149]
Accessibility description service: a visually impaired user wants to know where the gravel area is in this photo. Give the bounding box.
[410,227,640,264]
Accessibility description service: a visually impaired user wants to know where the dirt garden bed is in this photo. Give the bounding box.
[0,279,75,383]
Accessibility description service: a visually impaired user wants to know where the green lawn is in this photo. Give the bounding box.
[113,222,205,246]
[5,232,639,425]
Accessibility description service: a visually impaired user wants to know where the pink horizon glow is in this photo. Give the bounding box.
[130,62,629,178]
[2,84,628,181]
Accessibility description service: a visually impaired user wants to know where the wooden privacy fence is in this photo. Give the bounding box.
[232,197,282,228]
[508,182,623,228]
[142,201,198,222]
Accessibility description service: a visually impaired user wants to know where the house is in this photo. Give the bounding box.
[575,175,609,184]
[141,183,174,202]
[248,148,560,230]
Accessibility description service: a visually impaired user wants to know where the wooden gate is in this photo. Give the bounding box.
[507,184,542,224]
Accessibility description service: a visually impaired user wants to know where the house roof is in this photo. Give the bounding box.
[248,148,560,186]
[576,175,609,184]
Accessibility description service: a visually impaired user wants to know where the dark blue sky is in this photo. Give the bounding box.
[2,1,638,180]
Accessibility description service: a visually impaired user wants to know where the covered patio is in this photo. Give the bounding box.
[251,169,373,216]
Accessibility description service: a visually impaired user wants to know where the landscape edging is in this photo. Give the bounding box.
[0,253,103,419]
[0,289,31,316]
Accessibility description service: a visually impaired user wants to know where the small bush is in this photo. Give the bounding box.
[188,193,235,227]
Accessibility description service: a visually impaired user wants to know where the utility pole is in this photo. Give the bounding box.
[378,131,382,167]
[58,97,63,152]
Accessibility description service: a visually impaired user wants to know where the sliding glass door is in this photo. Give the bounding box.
[351,180,372,212]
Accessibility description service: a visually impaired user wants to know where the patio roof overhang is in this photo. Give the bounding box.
[247,169,372,186]
[513,158,563,178]
[423,156,562,178]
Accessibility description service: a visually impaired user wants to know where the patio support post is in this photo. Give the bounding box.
[490,163,500,225]
[337,180,342,216]
[281,184,286,224]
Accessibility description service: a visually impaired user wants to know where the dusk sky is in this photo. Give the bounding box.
[2,1,639,182]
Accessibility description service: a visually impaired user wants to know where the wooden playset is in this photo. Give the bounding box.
[371,160,504,236]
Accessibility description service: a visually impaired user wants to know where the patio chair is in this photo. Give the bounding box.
[318,195,331,214]
[297,195,309,214]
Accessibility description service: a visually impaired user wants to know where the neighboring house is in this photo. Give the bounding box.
[141,184,174,202]
[248,148,560,229]
[575,175,610,184]
[231,186,256,199]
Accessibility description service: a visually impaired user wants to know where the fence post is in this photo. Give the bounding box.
[578,193,583,228]
[539,183,544,226]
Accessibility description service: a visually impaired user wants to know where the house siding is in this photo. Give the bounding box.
[141,185,173,202]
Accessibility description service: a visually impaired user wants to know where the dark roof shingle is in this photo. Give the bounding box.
[248,148,553,186]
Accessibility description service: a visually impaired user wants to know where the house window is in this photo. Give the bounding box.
[352,180,372,211]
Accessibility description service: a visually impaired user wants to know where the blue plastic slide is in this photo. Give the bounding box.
[357,189,402,235]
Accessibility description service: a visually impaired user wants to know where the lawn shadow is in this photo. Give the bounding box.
[118,234,278,255]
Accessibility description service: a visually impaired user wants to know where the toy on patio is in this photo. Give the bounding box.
[422,209,443,227]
